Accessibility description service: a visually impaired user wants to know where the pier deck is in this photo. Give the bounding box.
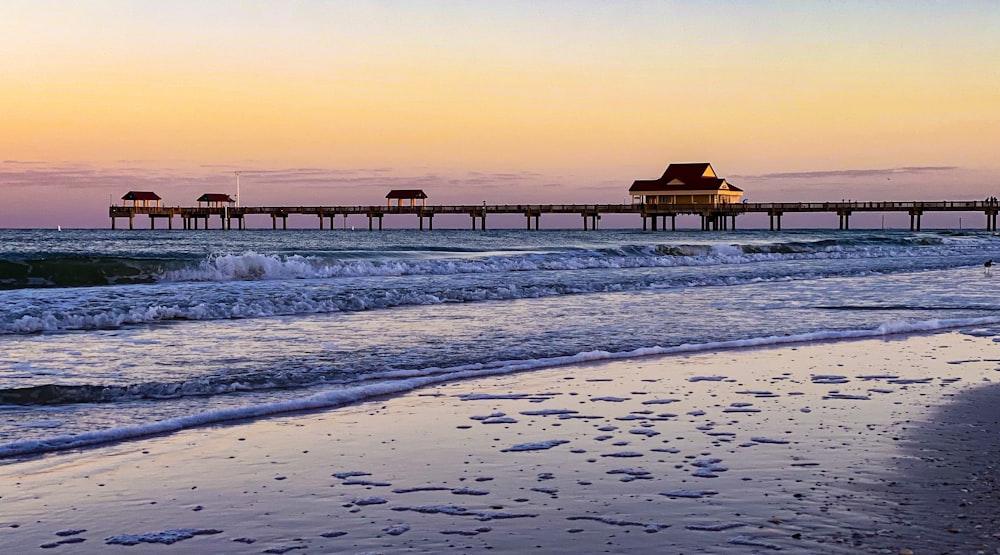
[109,200,1000,231]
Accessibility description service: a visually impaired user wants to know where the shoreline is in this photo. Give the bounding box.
[5,316,998,460]
[2,330,999,553]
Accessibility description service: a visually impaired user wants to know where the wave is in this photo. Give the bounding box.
[0,256,167,289]
[2,315,996,459]
[3,250,994,335]
[0,234,968,290]
[2,260,968,335]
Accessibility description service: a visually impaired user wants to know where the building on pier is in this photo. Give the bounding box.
[121,191,162,208]
[386,189,428,207]
[629,163,742,206]
[197,193,236,208]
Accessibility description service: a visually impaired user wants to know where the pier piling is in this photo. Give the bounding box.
[109,200,1000,232]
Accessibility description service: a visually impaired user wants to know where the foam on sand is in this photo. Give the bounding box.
[2,330,1000,553]
[4,315,997,459]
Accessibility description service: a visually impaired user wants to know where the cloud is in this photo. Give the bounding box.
[734,166,959,180]
[0,163,568,199]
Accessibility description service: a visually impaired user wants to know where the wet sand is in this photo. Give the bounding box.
[1,330,999,554]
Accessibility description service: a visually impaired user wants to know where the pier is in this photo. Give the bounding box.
[109,200,1000,232]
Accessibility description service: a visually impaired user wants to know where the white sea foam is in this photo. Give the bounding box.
[2,315,999,458]
[8,235,998,336]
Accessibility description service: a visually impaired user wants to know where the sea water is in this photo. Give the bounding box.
[2,227,999,458]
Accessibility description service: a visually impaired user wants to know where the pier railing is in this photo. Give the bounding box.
[109,200,1000,231]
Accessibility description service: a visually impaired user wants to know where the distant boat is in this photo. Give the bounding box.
[57,225,62,232]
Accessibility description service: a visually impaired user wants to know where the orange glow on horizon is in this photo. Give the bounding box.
[1,2,999,226]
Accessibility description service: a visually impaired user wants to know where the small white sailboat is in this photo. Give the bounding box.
[57,225,62,232]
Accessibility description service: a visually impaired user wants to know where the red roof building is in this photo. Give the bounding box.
[121,191,162,208]
[386,189,428,207]
[629,163,743,206]
[197,193,235,207]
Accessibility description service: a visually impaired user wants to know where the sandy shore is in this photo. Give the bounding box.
[2,330,1000,554]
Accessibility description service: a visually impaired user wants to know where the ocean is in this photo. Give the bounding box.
[2,227,999,459]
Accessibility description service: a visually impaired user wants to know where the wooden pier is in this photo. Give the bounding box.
[109,200,1000,232]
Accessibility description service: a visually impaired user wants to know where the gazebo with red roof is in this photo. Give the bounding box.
[197,193,236,208]
[121,191,162,208]
[386,189,428,207]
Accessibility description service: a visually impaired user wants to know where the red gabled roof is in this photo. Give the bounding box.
[386,189,427,199]
[629,163,742,193]
[197,193,234,202]
[660,163,713,181]
[122,191,161,201]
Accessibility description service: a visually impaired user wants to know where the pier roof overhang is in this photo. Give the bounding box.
[122,191,161,201]
[386,189,428,199]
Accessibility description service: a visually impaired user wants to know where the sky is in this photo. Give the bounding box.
[2,0,999,228]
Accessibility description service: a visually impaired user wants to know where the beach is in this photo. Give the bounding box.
[3,330,999,554]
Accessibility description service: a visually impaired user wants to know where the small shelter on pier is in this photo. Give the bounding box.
[121,191,162,208]
[386,189,428,207]
[197,193,236,208]
[630,163,742,206]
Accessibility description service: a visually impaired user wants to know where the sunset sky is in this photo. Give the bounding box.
[2,1,999,228]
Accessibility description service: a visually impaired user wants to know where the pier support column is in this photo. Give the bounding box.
[471,211,485,231]
[272,214,277,230]
[769,212,783,231]
[839,211,851,230]
[111,217,116,230]
[129,214,134,230]
[319,213,324,230]
[642,216,647,231]
[909,210,922,231]
[651,215,658,231]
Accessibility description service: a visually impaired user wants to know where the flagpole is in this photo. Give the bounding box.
[234,171,241,208]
